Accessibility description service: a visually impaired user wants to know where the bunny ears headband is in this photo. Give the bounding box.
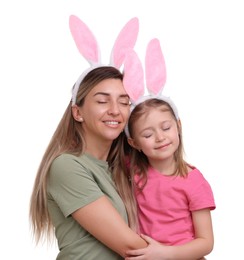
[69,15,178,136]
[69,15,139,105]
[123,38,179,137]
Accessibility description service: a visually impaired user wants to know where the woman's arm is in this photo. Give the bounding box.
[125,209,214,260]
[72,195,148,257]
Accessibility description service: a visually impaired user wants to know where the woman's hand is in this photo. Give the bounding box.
[125,209,213,260]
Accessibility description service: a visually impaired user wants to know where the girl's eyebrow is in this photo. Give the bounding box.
[139,120,172,133]
[139,127,153,135]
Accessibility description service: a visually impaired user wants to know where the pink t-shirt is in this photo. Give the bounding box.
[134,167,215,245]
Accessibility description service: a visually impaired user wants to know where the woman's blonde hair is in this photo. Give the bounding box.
[29,66,135,242]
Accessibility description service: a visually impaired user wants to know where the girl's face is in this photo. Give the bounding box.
[130,106,180,165]
[78,78,130,145]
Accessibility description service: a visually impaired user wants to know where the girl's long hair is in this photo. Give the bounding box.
[116,98,189,230]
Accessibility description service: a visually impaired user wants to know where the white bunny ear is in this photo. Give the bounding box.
[69,15,100,66]
[110,17,139,68]
[145,38,166,95]
[123,50,144,103]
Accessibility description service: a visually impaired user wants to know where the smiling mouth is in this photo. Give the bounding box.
[104,121,120,125]
[155,143,170,149]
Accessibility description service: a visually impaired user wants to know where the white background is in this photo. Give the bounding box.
[1,0,243,259]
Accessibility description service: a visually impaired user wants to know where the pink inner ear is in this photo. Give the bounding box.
[69,15,99,64]
[145,38,166,95]
[111,17,139,68]
[123,50,144,102]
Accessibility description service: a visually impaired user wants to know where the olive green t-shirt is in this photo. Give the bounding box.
[47,153,127,260]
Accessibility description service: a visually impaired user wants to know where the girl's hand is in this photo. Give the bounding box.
[125,234,168,260]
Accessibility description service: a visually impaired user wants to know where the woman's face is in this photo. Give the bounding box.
[78,78,130,145]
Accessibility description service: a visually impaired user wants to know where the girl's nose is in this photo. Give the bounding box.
[155,131,165,142]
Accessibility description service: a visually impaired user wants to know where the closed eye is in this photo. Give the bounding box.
[119,98,130,106]
[142,133,152,138]
[163,127,170,131]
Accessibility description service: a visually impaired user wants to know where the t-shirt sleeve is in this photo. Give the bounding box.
[48,154,104,217]
[187,170,216,212]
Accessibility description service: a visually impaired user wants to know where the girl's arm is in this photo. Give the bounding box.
[72,195,148,258]
[125,209,214,260]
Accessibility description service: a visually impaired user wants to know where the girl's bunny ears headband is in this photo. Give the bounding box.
[123,38,179,137]
[69,15,139,106]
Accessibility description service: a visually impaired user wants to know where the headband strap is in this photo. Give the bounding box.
[123,38,179,137]
[69,15,139,105]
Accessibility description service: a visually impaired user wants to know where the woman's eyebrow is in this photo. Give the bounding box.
[120,94,130,98]
[93,92,129,98]
[93,92,109,97]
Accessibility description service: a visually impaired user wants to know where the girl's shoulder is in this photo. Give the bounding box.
[187,165,204,179]
[186,166,212,189]
[187,164,201,173]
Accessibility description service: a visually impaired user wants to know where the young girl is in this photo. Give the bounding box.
[122,39,216,260]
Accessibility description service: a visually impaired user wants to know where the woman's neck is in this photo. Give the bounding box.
[85,142,112,161]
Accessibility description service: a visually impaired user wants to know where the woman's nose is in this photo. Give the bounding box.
[107,101,120,115]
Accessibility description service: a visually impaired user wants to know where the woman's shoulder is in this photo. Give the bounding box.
[52,153,108,174]
[52,153,80,167]
[53,152,97,164]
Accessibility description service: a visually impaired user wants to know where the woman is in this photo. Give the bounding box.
[29,66,148,259]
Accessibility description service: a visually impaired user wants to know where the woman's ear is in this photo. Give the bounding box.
[72,105,84,122]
